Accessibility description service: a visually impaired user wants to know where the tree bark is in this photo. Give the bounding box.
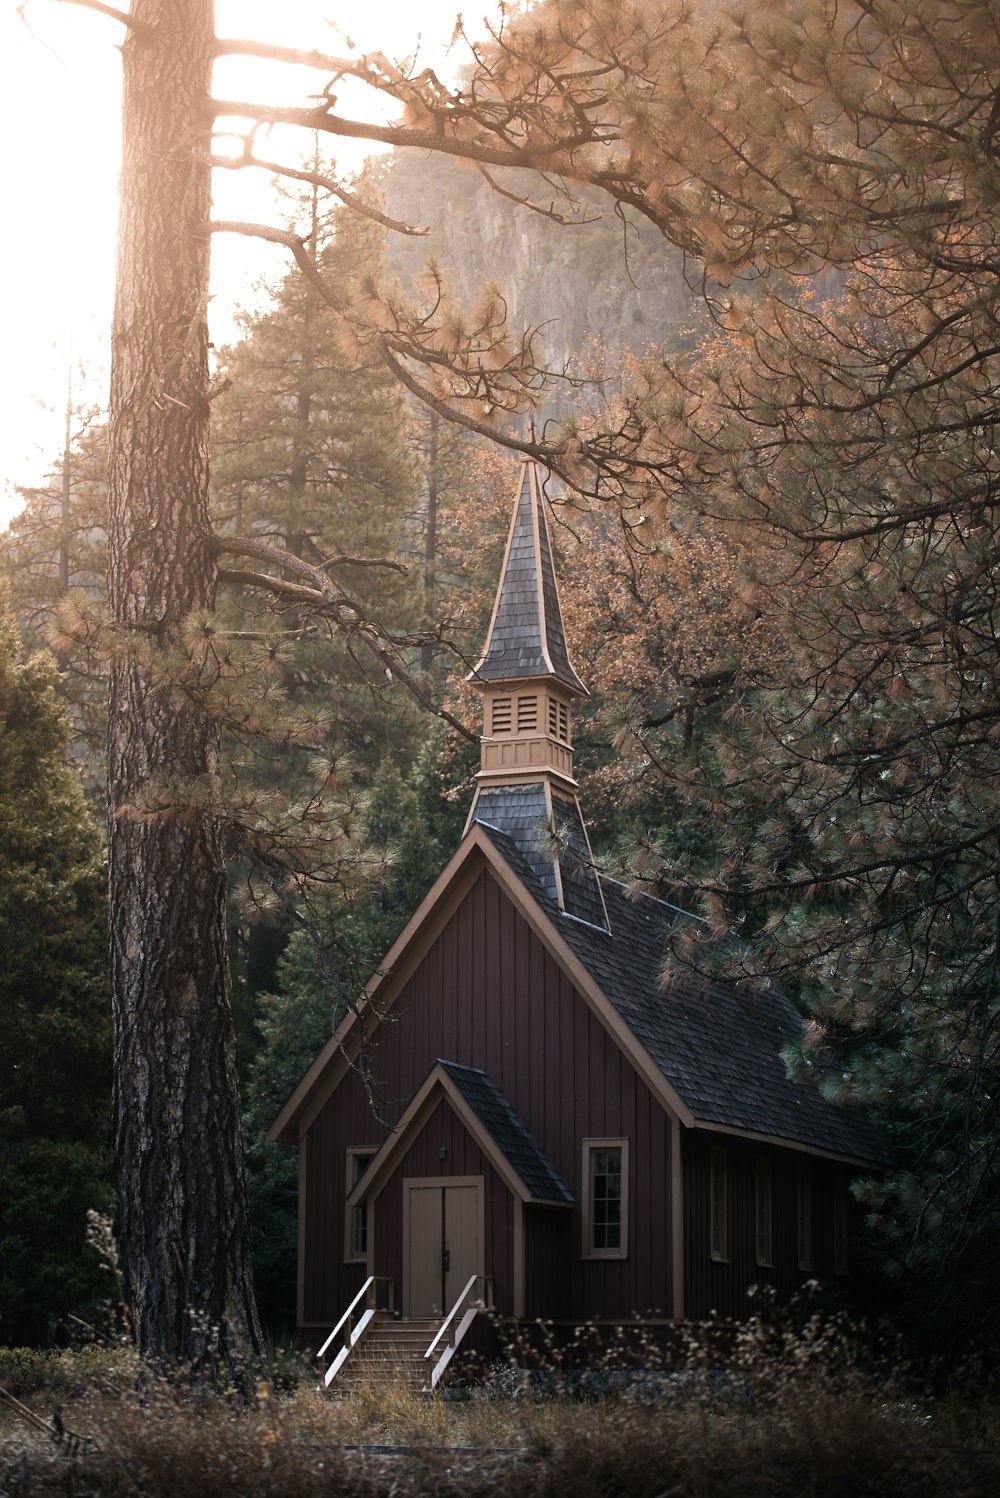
[106,0,263,1375]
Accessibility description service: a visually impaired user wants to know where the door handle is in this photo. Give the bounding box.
[443,1248,450,1273]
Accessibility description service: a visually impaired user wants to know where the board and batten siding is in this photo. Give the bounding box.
[299,868,677,1328]
[683,1132,861,1321]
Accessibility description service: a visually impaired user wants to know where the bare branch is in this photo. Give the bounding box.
[213,36,360,74]
[209,150,429,237]
[214,536,477,743]
[208,218,347,311]
[474,163,600,226]
[47,0,155,37]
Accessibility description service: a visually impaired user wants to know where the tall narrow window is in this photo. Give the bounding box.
[755,1157,773,1267]
[797,1167,812,1271]
[833,1184,849,1276]
[582,1139,629,1259]
[345,1148,376,1263]
[710,1145,728,1262]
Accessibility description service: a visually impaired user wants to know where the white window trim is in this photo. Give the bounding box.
[344,1146,376,1264]
[582,1138,629,1260]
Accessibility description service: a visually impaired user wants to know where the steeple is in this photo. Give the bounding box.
[465,461,609,932]
[473,460,587,698]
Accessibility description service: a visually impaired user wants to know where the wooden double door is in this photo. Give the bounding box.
[403,1176,484,1317]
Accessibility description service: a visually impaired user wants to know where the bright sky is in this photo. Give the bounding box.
[1,0,502,527]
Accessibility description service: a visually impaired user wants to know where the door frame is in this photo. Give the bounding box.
[402,1175,485,1317]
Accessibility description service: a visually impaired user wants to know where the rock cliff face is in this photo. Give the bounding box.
[380,154,699,370]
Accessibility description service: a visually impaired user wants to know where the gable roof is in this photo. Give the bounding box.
[477,824,889,1166]
[270,821,888,1167]
[345,1059,574,1209]
[469,461,586,696]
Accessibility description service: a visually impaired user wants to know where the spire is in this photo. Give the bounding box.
[465,461,609,933]
[470,460,587,697]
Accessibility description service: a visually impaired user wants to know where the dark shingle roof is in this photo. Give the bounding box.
[475,823,889,1166]
[438,1060,574,1203]
[474,784,558,905]
[551,792,610,931]
[472,464,586,694]
[473,784,610,932]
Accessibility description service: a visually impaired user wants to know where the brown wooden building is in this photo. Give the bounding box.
[270,461,887,1368]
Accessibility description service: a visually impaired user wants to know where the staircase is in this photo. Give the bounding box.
[331,1316,439,1394]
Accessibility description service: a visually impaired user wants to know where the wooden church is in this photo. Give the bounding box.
[270,461,887,1383]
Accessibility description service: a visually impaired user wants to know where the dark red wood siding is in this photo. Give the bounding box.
[299,868,676,1328]
[683,1132,861,1321]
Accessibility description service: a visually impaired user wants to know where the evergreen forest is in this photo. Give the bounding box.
[2,0,1000,1419]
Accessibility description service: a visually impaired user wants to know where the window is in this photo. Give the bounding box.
[345,1148,376,1263]
[582,1138,629,1259]
[755,1157,773,1267]
[797,1167,812,1271]
[833,1183,849,1276]
[710,1145,728,1261]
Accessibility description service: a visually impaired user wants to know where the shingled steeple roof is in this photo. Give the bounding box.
[470,461,586,697]
[465,461,609,932]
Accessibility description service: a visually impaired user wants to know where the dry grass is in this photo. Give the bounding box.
[2,1322,999,1498]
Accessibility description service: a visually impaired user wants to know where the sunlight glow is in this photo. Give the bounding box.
[2,0,497,526]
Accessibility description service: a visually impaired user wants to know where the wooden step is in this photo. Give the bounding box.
[327,1317,440,1394]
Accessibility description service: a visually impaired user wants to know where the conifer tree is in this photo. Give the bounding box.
[211,191,424,769]
[0,585,111,1346]
[0,413,109,792]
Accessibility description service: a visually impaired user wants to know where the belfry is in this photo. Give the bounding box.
[465,460,610,930]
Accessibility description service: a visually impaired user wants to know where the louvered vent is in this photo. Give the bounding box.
[517,695,538,732]
[491,697,513,734]
[549,698,570,743]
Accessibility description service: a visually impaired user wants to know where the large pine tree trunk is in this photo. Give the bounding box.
[106,0,263,1373]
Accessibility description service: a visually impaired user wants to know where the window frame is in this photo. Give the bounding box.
[754,1155,773,1268]
[581,1138,629,1260]
[709,1145,728,1263]
[344,1146,377,1264]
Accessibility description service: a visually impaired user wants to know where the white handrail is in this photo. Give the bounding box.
[316,1276,374,1363]
[424,1273,492,1390]
[425,1273,479,1361]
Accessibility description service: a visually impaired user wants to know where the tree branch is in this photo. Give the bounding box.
[214,537,477,743]
[47,0,155,37]
[209,150,429,237]
[211,99,604,171]
[214,36,360,74]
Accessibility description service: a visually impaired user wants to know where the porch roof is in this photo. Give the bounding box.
[346,1059,574,1210]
